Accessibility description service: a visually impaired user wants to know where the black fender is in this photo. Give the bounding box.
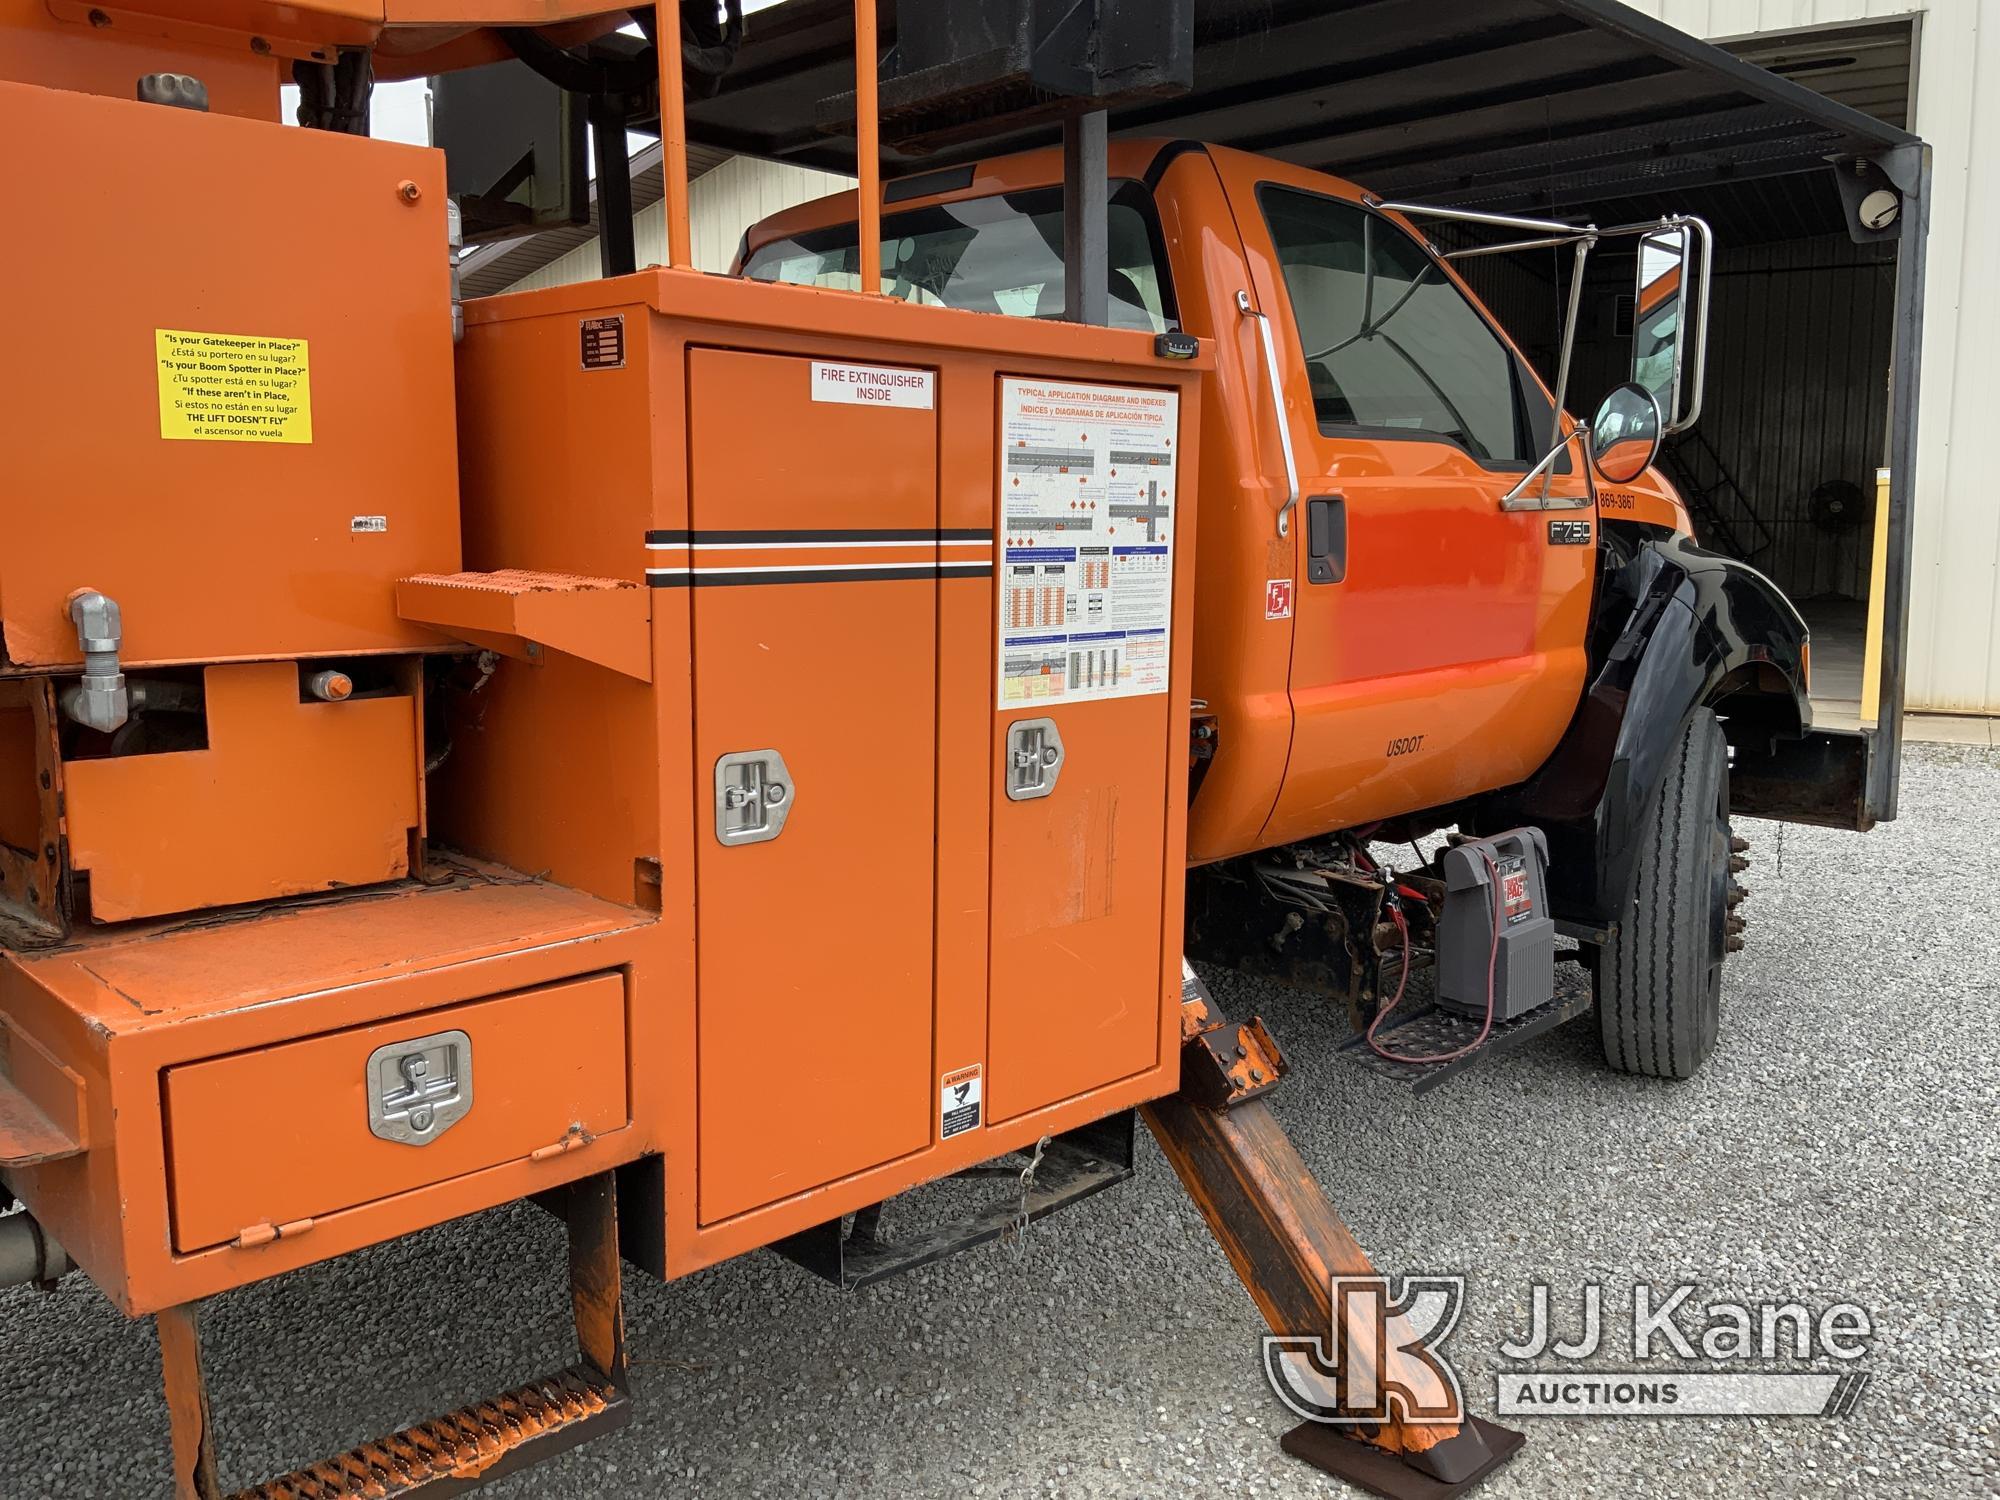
[1475,523,1810,927]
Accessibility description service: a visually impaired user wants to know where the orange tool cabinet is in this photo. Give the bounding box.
[163,969,628,1253]
[0,73,1204,1319]
[0,82,460,924]
[445,269,1205,1276]
[0,869,654,1314]
[0,82,462,670]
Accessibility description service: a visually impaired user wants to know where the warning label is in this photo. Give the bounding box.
[940,1065,982,1139]
[1498,855,1534,925]
[156,329,311,444]
[998,378,1179,706]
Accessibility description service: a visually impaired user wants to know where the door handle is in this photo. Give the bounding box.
[1004,718,1065,801]
[714,749,796,845]
[1237,289,1301,539]
[1306,495,1346,584]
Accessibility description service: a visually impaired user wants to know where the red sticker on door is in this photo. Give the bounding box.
[1265,579,1294,619]
[1499,856,1533,924]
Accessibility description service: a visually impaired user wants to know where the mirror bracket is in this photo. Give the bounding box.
[1499,434,1593,511]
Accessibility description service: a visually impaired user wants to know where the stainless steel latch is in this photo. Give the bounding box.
[366,1029,473,1146]
[1005,718,1065,801]
[714,749,796,845]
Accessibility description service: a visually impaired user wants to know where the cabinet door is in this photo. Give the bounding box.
[987,376,1180,1123]
[689,349,939,1224]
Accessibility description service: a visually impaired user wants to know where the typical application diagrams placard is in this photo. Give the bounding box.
[997,378,1179,707]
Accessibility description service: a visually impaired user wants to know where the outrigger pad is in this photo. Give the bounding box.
[1280,1417,1525,1500]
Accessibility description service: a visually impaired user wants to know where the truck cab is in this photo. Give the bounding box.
[742,137,1809,1080]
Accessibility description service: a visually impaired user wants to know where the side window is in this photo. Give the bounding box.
[1258,186,1527,464]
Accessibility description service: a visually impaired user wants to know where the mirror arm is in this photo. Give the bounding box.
[1500,421,1592,511]
[1374,199,1584,235]
[1548,233,1595,458]
[1665,215,1713,435]
[1444,231,1593,261]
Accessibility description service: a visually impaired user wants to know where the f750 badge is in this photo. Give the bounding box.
[1548,519,1593,546]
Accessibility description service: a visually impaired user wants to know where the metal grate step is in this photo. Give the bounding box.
[230,1365,627,1500]
[1345,961,1594,1096]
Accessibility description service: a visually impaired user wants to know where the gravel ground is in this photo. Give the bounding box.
[4,742,1997,1499]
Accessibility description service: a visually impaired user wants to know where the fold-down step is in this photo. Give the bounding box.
[397,570,650,680]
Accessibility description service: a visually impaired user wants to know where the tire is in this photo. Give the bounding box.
[1597,707,1736,1079]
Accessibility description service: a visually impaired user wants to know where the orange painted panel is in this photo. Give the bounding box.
[986,372,1185,1124]
[383,0,617,19]
[0,82,459,667]
[17,867,636,1029]
[687,348,937,1225]
[441,271,1203,1278]
[64,661,417,922]
[1264,456,1593,845]
[0,0,287,117]
[164,971,626,1252]
[1,870,649,1310]
[1197,147,1596,852]
[987,698,1169,1122]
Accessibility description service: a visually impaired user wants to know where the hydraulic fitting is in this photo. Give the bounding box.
[60,590,129,733]
[306,670,354,702]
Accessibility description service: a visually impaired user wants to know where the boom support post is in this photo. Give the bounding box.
[1141,968,1524,1497]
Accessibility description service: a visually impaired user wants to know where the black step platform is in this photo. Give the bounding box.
[1345,960,1594,1096]
[770,1111,1135,1289]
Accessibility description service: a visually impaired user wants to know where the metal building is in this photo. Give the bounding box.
[1608,2,1994,728]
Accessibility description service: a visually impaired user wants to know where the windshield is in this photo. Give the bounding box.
[742,182,1176,334]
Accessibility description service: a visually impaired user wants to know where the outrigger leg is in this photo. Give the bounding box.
[159,1170,630,1500]
[1140,966,1525,1499]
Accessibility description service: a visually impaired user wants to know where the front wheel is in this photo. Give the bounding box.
[1597,707,1738,1079]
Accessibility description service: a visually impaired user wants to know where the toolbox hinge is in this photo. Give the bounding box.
[234,1216,314,1250]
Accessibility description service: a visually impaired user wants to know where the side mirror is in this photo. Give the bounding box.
[1590,383,1663,485]
[1632,225,1691,426]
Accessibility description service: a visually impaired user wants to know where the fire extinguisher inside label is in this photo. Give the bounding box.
[940,1066,982,1139]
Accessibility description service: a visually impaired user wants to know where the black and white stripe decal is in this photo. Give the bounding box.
[645,528,993,587]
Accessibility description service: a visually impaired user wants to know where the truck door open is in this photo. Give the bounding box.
[1215,157,1598,846]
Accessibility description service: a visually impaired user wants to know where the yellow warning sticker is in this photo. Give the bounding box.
[155,329,312,443]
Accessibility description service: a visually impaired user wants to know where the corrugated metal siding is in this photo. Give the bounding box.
[1458,236,1892,605]
[1690,236,1896,599]
[504,155,852,290]
[1624,0,1997,712]
[1627,0,1926,39]
[1900,0,2000,715]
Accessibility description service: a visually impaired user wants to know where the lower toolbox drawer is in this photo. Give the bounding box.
[164,972,627,1252]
